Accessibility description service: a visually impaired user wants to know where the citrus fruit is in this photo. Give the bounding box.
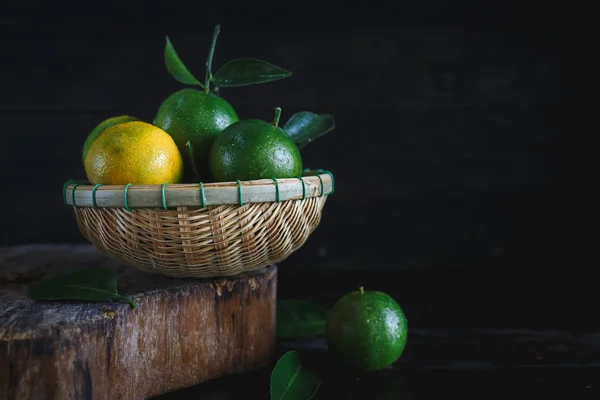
[153,88,239,179]
[209,108,302,182]
[325,287,408,372]
[84,121,184,185]
[82,115,138,165]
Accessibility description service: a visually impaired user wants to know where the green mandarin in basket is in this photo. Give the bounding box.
[209,107,303,182]
[153,88,239,181]
[207,105,337,183]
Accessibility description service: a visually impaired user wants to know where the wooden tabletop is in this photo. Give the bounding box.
[0,244,277,400]
[2,245,598,399]
[156,261,600,399]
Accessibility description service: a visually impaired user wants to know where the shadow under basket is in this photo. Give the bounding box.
[63,170,334,278]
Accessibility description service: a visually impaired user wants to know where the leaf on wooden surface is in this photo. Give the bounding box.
[277,300,329,338]
[212,58,292,87]
[27,267,136,308]
[271,350,321,400]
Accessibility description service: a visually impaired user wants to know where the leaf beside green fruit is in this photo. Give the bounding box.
[164,36,204,87]
[27,267,136,308]
[212,58,292,87]
[271,350,321,400]
[283,112,335,149]
[277,300,329,338]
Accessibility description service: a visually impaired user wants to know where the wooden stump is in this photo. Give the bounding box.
[0,244,277,400]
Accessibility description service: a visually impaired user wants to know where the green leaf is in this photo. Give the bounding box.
[283,112,335,149]
[27,267,136,308]
[212,58,292,87]
[164,36,204,87]
[277,300,329,338]
[271,350,320,400]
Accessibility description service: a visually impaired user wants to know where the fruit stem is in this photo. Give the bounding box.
[359,286,364,295]
[204,24,221,94]
[273,107,282,127]
[186,141,200,180]
[116,294,137,309]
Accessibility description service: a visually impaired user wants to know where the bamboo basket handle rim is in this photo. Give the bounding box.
[62,169,334,209]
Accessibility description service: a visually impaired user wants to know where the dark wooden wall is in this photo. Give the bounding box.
[0,1,581,271]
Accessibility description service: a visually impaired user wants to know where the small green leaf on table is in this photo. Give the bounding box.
[164,36,204,87]
[27,267,137,308]
[271,350,321,400]
[212,58,292,87]
[283,111,335,149]
[277,300,329,338]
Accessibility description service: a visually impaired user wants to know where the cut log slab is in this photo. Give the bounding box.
[0,244,277,400]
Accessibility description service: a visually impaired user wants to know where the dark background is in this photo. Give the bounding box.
[2,2,596,399]
[0,0,582,272]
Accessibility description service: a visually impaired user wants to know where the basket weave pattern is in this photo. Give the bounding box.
[75,196,327,278]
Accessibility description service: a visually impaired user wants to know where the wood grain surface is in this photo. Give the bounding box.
[0,244,277,400]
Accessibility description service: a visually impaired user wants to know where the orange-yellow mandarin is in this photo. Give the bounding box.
[84,121,184,185]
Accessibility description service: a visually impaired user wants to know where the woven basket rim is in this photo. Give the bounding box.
[63,170,334,209]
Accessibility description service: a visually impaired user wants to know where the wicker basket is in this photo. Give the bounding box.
[62,170,334,278]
